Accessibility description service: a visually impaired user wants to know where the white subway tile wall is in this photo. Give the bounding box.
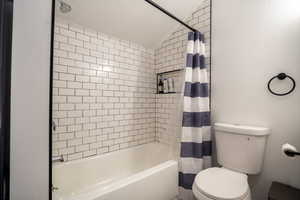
[53,19,156,161]
[52,1,210,162]
[155,1,211,157]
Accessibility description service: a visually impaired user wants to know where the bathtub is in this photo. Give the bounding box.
[53,142,178,200]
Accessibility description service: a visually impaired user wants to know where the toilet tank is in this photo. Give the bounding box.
[215,123,270,174]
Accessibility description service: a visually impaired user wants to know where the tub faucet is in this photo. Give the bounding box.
[52,155,64,163]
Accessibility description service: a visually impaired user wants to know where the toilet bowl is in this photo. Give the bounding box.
[193,123,270,200]
[193,168,251,200]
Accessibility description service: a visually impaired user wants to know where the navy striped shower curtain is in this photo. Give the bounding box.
[179,32,212,200]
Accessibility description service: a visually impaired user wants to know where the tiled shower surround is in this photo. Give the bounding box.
[52,20,156,161]
[52,0,210,161]
[155,0,211,156]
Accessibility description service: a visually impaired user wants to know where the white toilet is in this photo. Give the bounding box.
[193,123,270,200]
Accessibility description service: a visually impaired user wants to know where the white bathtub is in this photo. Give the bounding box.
[53,143,178,200]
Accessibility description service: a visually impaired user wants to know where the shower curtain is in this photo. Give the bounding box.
[179,32,212,200]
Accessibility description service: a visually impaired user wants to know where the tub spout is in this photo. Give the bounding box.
[52,155,64,163]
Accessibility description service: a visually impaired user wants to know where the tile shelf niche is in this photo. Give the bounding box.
[156,68,184,94]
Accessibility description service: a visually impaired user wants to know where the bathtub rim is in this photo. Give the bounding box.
[60,159,178,200]
[53,142,172,168]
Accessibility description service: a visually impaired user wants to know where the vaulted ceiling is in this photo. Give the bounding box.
[56,0,203,49]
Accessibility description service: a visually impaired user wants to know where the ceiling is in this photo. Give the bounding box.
[56,0,203,49]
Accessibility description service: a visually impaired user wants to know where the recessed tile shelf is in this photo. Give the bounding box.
[156,69,184,94]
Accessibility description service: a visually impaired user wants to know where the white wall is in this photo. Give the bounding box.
[212,0,300,199]
[10,0,52,199]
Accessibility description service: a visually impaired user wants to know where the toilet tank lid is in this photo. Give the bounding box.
[214,123,271,136]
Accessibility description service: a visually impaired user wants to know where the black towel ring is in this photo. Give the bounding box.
[268,73,296,96]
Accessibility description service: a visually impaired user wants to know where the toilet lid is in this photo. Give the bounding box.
[194,167,249,200]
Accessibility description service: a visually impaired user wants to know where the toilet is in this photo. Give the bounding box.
[193,123,270,200]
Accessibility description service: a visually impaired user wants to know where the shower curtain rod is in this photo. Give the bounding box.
[144,0,198,33]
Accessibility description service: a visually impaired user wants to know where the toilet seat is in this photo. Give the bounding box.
[193,167,250,200]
